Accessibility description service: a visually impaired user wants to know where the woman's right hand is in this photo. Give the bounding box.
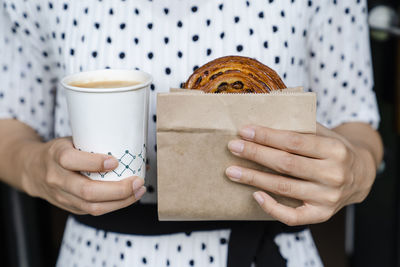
[21,137,146,215]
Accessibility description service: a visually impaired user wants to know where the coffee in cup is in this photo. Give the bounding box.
[61,69,152,181]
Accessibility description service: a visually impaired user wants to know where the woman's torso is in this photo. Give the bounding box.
[4,0,377,204]
[4,0,314,202]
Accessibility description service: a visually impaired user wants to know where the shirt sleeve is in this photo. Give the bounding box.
[307,0,380,129]
[0,3,57,140]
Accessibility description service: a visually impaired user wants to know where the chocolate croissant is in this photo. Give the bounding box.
[184,56,286,93]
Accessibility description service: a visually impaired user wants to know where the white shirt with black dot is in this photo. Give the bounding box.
[0,0,378,266]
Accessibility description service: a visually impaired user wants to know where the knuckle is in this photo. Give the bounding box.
[79,183,96,201]
[332,141,348,161]
[276,181,292,195]
[86,203,105,216]
[246,171,257,186]
[329,170,346,187]
[45,172,60,188]
[48,138,70,160]
[57,149,71,168]
[283,214,299,226]
[259,131,270,145]
[277,153,296,174]
[54,193,66,205]
[286,133,304,152]
[247,143,261,160]
[325,191,341,205]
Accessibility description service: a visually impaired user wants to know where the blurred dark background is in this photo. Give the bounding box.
[1,1,400,266]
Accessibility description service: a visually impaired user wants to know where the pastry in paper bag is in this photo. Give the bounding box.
[157,56,316,220]
[184,55,286,93]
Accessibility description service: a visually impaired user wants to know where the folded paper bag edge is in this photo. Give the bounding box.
[157,92,316,134]
[168,86,304,94]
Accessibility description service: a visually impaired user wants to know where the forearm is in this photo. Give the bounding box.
[0,119,43,191]
[333,122,383,168]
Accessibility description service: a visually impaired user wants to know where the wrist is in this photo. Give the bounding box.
[18,140,46,197]
[351,144,377,203]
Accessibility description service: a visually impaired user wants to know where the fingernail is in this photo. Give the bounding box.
[134,186,146,199]
[228,140,244,153]
[132,178,144,191]
[103,157,118,170]
[240,127,255,140]
[226,166,242,180]
[253,192,265,205]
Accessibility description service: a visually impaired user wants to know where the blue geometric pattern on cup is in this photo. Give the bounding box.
[83,144,146,178]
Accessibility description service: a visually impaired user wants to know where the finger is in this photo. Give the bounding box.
[225,166,320,201]
[76,187,146,216]
[228,139,325,182]
[239,125,337,159]
[61,174,145,202]
[57,147,119,172]
[47,190,87,215]
[49,199,86,215]
[253,191,331,226]
[56,186,146,216]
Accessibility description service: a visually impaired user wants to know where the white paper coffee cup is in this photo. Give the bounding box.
[61,69,152,181]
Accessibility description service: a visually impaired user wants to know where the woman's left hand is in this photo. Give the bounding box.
[225,123,377,226]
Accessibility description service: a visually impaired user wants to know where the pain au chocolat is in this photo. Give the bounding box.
[184,56,286,93]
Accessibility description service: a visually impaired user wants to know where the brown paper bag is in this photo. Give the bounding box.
[157,88,316,221]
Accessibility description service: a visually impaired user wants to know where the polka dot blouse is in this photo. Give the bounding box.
[0,0,379,203]
[0,0,378,266]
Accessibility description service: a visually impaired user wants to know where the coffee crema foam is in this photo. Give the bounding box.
[69,80,140,89]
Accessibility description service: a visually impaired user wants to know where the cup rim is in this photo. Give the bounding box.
[60,69,153,93]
